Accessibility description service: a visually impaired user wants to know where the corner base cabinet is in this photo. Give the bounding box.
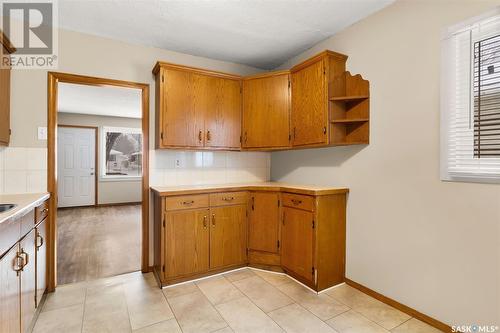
[152,184,347,292]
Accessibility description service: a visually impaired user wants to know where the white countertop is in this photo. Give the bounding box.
[0,193,50,224]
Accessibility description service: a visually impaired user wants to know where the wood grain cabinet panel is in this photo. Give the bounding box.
[164,209,210,278]
[0,244,21,333]
[205,78,241,149]
[35,219,47,308]
[0,48,11,146]
[242,72,290,148]
[20,230,36,333]
[248,192,280,254]
[291,58,328,146]
[281,207,314,284]
[209,205,247,269]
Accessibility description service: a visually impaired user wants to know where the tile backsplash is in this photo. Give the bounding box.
[150,150,270,187]
[0,147,270,194]
[0,147,48,194]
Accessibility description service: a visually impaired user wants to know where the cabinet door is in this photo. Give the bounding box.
[291,59,328,146]
[209,205,247,269]
[205,77,241,149]
[242,74,290,148]
[281,207,314,283]
[248,192,280,253]
[0,52,10,146]
[161,68,204,147]
[0,244,21,333]
[165,209,209,278]
[20,230,36,333]
[35,219,47,307]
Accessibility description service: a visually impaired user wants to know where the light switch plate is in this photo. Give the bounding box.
[38,127,47,140]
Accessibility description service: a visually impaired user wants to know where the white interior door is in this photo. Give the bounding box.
[57,127,96,207]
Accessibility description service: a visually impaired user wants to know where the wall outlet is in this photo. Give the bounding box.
[175,159,181,168]
[37,127,47,140]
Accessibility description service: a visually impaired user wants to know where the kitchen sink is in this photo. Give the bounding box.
[0,204,16,213]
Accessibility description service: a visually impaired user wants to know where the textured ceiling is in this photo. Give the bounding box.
[58,83,142,118]
[58,0,394,69]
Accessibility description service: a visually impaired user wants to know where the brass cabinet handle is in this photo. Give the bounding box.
[19,249,29,268]
[36,232,44,250]
[203,216,208,229]
[207,130,211,141]
[13,253,24,274]
[291,199,302,205]
[182,200,194,206]
[42,208,49,214]
[323,126,327,134]
[198,130,203,142]
[211,214,216,227]
[222,197,234,201]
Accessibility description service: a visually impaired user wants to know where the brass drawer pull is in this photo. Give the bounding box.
[291,199,302,205]
[212,214,216,227]
[13,253,24,274]
[19,249,29,268]
[198,130,203,142]
[181,200,194,206]
[203,216,208,229]
[207,130,211,141]
[36,232,44,250]
[42,208,49,214]
[222,197,234,202]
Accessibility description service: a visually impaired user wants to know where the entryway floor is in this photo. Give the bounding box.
[57,204,141,285]
[33,268,441,333]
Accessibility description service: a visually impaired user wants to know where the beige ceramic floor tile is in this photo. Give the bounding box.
[167,289,228,333]
[232,276,293,312]
[327,284,377,308]
[277,281,349,320]
[268,303,338,333]
[162,282,199,299]
[252,269,292,286]
[216,297,284,333]
[124,280,175,330]
[82,308,132,333]
[132,318,182,333]
[391,318,442,333]
[196,275,245,305]
[223,268,256,282]
[351,298,411,330]
[42,281,87,312]
[326,310,389,333]
[214,327,235,333]
[33,304,84,333]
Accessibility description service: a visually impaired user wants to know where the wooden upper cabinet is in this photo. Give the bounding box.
[291,51,348,147]
[154,62,242,150]
[242,72,290,149]
[205,77,241,149]
[0,39,14,147]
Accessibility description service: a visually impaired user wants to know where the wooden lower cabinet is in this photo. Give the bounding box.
[0,244,21,333]
[281,207,314,283]
[20,230,36,333]
[248,192,280,254]
[210,205,247,269]
[165,208,210,279]
[35,219,47,307]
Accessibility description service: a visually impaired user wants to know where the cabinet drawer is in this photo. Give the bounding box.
[35,200,49,225]
[282,193,314,211]
[165,195,209,211]
[210,192,247,206]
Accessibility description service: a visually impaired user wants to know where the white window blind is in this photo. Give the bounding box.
[441,9,500,182]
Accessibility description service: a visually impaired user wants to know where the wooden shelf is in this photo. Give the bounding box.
[331,118,369,124]
[330,95,369,102]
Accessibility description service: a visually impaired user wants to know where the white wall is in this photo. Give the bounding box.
[271,0,500,327]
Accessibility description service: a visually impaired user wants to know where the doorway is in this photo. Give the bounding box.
[47,72,149,290]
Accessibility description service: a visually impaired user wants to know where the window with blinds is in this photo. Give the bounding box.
[441,10,500,182]
[474,34,500,158]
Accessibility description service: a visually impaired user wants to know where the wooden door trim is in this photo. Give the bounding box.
[47,72,150,292]
[57,124,98,207]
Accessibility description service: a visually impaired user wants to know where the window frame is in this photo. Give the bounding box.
[440,7,500,184]
[100,126,143,182]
